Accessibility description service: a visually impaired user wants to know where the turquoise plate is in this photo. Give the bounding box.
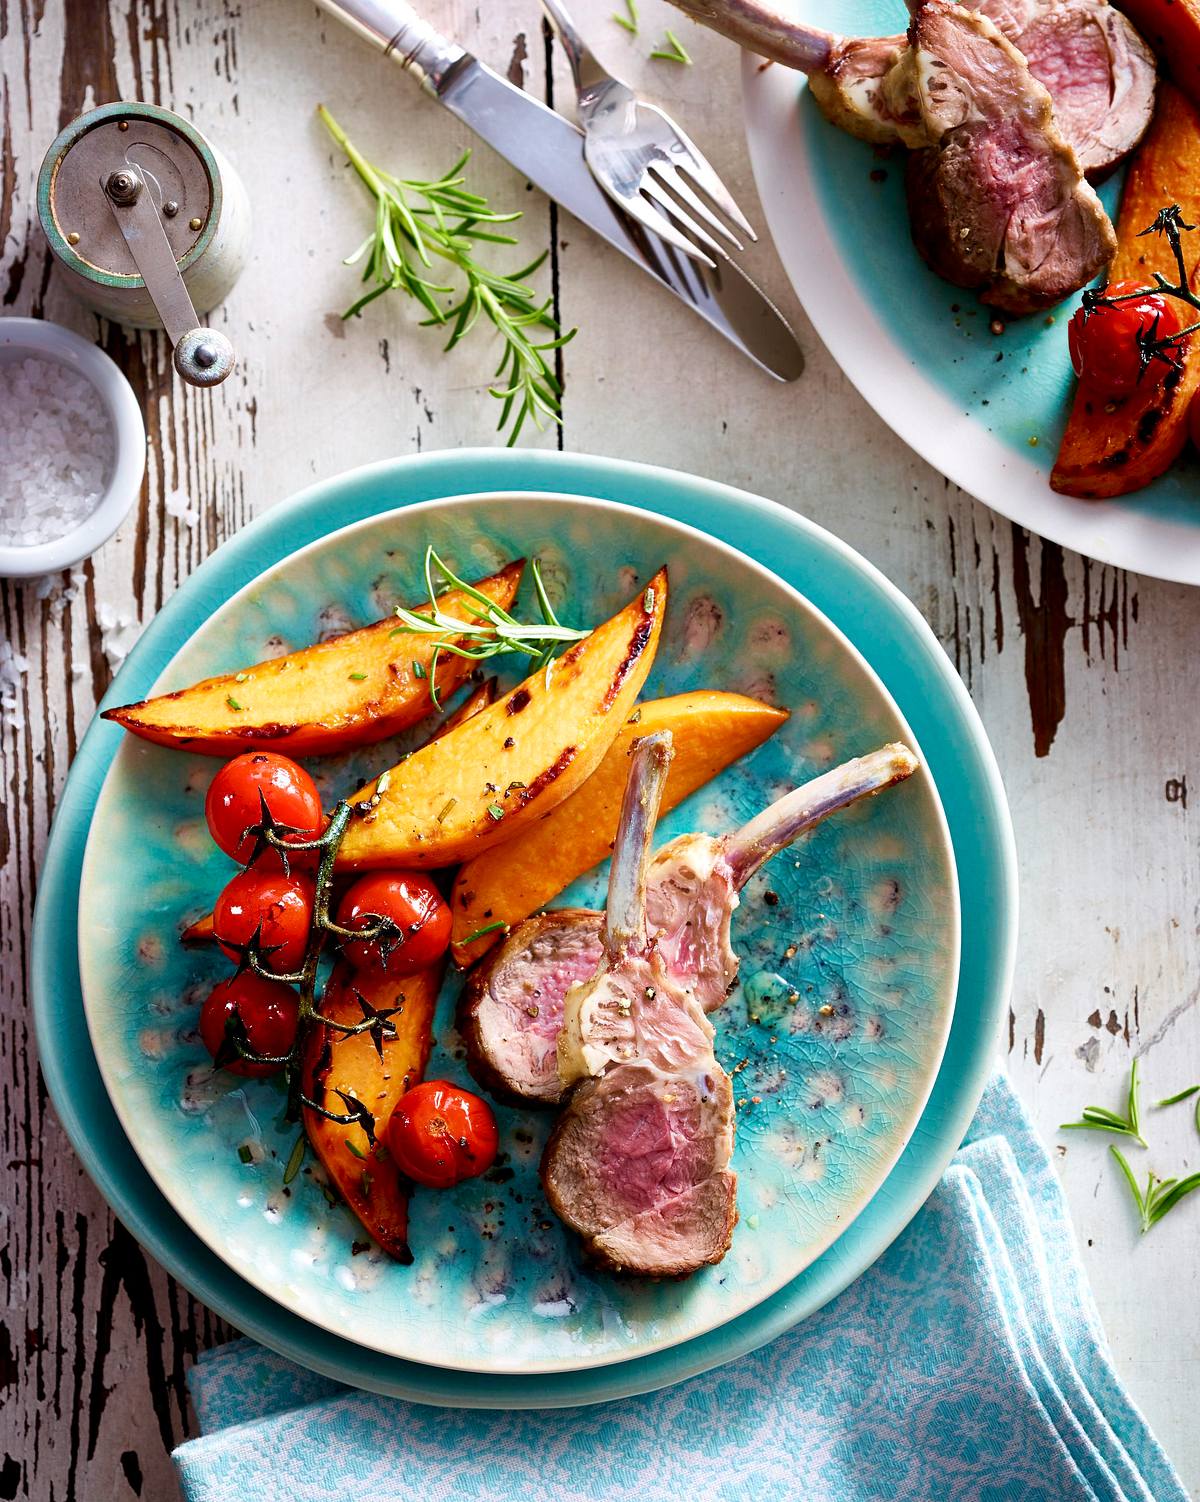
[77,492,958,1373]
[34,450,1015,1404]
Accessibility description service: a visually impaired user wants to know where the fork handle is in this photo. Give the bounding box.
[539,0,598,96]
[314,0,467,92]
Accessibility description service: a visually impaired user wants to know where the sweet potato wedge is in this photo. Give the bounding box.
[1051,85,1200,499]
[335,570,668,872]
[1118,0,1200,114]
[301,960,439,1262]
[450,690,788,967]
[102,562,523,756]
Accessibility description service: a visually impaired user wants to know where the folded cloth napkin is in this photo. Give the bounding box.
[173,1074,1187,1502]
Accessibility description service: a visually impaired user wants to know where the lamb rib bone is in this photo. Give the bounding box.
[665,0,1155,177]
[459,742,919,1105]
[542,731,740,1277]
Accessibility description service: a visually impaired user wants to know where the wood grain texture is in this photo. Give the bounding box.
[2,1,1198,1497]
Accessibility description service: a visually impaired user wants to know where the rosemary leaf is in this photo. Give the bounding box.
[344,1137,368,1161]
[460,920,508,946]
[1109,1145,1148,1231]
[1154,1084,1200,1108]
[613,0,639,32]
[1061,1064,1147,1148]
[283,1132,306,1186]
[319,106,577,445]
[650,28,692,64]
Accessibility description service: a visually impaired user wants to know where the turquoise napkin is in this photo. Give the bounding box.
[173,1075,1186,1502]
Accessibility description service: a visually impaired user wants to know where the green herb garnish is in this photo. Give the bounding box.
[461,920,509,946]
[412,660,427,679]
[349,671,368,682]
[436,798,456,823]
[1110,1145,1200,1235]
[319,105,577,446]
[650,28,692,64]
[283,1132,306,1186]
[391,547,588,706]
[1155,1084,1200,1108]
[613,0,639,32]
[237,1144,253,1164]
[344,1137,368,1161]
[487,803,505,821]
[1060,1058,1147,1147]
[226,694,244,712]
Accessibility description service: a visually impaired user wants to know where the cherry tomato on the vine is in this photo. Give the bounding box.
[205,752,325,867]
[199,973,300,1078]
[1068,281,1184,397]
[335,871,451,973]
[387,1080,499,1188]
[213,867,314,975]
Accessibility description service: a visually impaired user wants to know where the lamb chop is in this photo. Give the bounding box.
[669,0,1123,311]
[541,731,740,1277]
[668,0,1155,177]
[460,743,918,1106]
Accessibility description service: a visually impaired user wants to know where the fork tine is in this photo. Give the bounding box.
[621,189,718,268]
[665,132,757,242]
[649,160,744,251]
[640,176,728,263]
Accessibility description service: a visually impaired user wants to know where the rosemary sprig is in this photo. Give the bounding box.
[613,0,639,32]
[1060,1058,1147,1147]
[1110,1146,1200,1235]
[1080,206,1200,380]
[650,28,692,64]
[390,546,589,706]
[318,105,577,445]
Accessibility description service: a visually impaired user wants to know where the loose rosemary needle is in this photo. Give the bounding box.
[318,105,577,445]
[1059,1058,1147,1147]
[1110,1146,1200,1235]
[650,28,692,64]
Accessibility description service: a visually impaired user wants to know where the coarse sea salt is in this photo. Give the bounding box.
[0,354,115,548]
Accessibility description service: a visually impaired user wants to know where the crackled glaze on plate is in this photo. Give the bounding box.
[742,1,1200,584]
[79,493,958,1374]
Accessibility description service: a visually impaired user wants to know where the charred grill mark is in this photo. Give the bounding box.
[518,746,577,806]
[601,618,653,712]
[506,686,532,715]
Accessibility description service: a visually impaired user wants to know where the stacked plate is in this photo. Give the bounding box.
[34,451,1016,1405]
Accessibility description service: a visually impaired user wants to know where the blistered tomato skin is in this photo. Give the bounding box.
[204,752,325,866]
[199,973,300,1077]
[213,868,315,974]
[1068,281,1185,397]
[336,872,452,973]
[387,1081,500,1189]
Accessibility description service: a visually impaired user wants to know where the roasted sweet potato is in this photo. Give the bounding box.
[1052,85,1200,499]
[1119,0,1200,114]
[335,570,668,872]
[434,676,497,737]
[450,690,788,967]
[103,562,523,756]
[301,960,439,1262]
[181,911,215,946]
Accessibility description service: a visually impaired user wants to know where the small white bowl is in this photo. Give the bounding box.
[0,317,146,579]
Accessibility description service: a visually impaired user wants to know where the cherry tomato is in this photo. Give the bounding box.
[213,868,314,975]
[204,752,324,867]
[1068,281,1184,397]
[199,973,299,1078]
[335,872,451,973]
[387,1080,499,1188]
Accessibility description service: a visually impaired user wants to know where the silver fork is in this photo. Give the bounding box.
[541,0,756,268]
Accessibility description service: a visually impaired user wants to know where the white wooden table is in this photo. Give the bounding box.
[2,2,1198,1496]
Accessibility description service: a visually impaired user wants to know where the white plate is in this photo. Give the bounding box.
[741,1,1200,584]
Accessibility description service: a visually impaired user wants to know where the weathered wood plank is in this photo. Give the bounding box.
[2,0,1197,1497]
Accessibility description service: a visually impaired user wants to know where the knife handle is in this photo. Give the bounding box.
[315,0,466,91]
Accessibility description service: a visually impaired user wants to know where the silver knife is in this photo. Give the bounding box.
[313,0,804,381]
